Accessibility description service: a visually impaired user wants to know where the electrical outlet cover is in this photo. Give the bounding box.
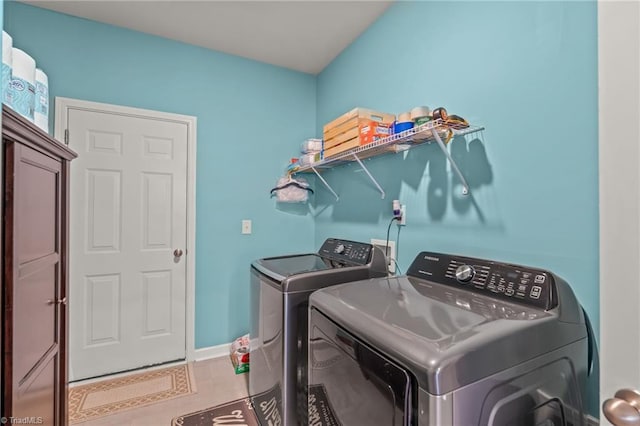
[371,239,396,274]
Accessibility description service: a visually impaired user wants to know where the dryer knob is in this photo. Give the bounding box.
[455,265,475,283]
[335,244,346,254]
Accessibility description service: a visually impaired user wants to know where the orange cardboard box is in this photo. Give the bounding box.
[359,120,392,146]
[323,107,395,149]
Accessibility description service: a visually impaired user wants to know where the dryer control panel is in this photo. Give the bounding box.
[318,238,373,265]
[407,251,557,310]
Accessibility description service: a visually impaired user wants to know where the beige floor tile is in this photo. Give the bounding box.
[72,357,249,426]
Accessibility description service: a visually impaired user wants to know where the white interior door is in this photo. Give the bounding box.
[66,106,189,381]
[599,0,640,424]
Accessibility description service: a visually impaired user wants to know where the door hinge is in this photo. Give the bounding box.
[64,129,69,144]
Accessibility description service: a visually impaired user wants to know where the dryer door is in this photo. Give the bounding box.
[308,308,413,426]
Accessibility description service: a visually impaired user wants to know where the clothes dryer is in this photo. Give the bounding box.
[308,251,594,426]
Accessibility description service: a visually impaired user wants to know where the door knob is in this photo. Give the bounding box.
[616,390,640,410]
[173,249,184,258]
[604,389,640,425]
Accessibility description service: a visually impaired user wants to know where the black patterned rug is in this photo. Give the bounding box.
[171,397,260,426]
[172,384,340,426]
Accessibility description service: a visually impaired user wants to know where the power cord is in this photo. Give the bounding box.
[386,217,400,274]
[395,221,403,275]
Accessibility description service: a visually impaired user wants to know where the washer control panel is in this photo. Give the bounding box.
[318,238,373,265]
[455,264,475,283]
[407,251,557,310]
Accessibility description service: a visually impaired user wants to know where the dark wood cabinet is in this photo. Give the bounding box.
[2,106,76,425]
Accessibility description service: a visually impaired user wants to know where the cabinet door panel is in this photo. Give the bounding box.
[16,145,60,264]
[13,354,57,425]
[14,264,58,383]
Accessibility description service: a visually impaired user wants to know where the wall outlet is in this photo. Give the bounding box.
[393,200,406,226]
[242,219,252,234]
[371,238,396,274]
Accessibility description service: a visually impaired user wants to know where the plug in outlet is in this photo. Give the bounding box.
[371,239,396,274]
[399,205,406,226]
[393,199,406,225]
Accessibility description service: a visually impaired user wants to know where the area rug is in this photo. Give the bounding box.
[172,384,339,426]
[172,397,260,426]
[69,364,196,424]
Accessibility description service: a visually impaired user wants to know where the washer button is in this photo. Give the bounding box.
[530,285,542,299]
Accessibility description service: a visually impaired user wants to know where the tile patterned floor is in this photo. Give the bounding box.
[71,357,249,426]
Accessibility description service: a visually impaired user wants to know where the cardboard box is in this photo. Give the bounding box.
[359,120,392,145]
[323,107,395,150]
[323,107,395,134]
[323,138,360,159]
[323,120,393,159]
[324,126,359,149]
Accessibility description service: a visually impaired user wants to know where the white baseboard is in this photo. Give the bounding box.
[194,342,231,361]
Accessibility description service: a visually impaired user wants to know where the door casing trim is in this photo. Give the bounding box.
[54,97,198,365]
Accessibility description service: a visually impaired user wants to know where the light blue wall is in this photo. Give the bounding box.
[4,2,317,348]
[5,0,600,415]
[316,0,599,415]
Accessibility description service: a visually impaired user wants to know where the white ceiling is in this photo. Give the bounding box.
[19,0,393,74]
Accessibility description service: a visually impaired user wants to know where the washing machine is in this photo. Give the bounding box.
[249,238,388,425]
[308,251,595,426]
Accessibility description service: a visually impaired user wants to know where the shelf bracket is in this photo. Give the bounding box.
[310,166,339,201]
[353,154,385,199]
[432,130,470,195]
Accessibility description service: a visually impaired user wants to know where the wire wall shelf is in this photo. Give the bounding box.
[294,118,484,200]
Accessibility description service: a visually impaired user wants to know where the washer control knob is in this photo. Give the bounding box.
[335,244,345,254]
[455,265,475,283]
